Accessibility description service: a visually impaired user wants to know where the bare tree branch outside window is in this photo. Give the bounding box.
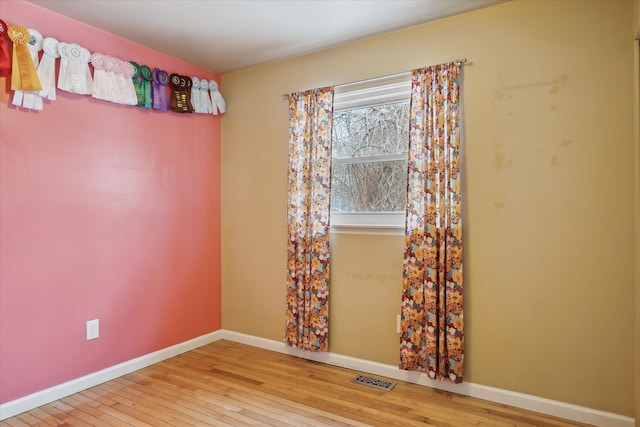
[331,102,409,213]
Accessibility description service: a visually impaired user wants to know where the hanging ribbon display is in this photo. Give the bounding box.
[37,37,59,101]
[209,80,226,115]
[139,65,152,108]
[190,76,202,113]
[199,79,213,114]
[0,19,11,75]
[8,24,41,92]
[57,42,92,94]
[13,28,44,110]
[3,19,224,118]
[152,68,169,111]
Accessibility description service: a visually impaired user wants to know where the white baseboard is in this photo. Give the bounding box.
[218,330,636,427]
[0,330,223,420]
[1,329,635,427]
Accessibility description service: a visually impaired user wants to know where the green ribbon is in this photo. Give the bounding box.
[139,65,152,108]
[129,61,144,106]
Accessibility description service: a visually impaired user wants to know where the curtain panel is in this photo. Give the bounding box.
[284,87,334,352]
[400,62,464,383]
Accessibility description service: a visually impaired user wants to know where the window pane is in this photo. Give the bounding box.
[332,102,409,160]
[331,160,407,212]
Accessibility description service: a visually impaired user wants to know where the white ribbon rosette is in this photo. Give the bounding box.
[57,42,93,95]
[90,53,137,105]
[13,28,43,110]
[190,77,202,113]
[209,80,226,115]
[112,58,137,105]
[90,52,109,101]
[199,79,213,114]
[37,37,60,101]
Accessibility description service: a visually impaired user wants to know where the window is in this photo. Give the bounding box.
[331,74,411,235]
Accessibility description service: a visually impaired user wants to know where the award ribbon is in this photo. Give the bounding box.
[152,68,169,111]
[139,65,152,108]
[130,61,144,106]
[199,79,213,114]
[90,52,109,101]
[169,73,181,111]
[0,20,11,75]
[8,24,42,91]
[38,37,60,101]
[184,76,194,112]
[91,54,138,106]
[190,77,202,113]
[169,73,193,113]
[114,59,137,105]
[57,42,93,94]
[16,28,44,110]
[209,80,226,115]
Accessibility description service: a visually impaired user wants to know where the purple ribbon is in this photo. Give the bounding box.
[152,68,169,111]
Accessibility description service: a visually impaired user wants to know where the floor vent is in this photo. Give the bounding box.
[352,375,396,391]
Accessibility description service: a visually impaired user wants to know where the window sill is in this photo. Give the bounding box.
[330,212,405,236]
[331,224,404,236]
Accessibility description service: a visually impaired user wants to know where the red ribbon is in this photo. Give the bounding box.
[0,19,11,75]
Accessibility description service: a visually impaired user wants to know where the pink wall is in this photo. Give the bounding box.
[0,1,221,403]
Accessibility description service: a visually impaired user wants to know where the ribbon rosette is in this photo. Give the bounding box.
[139,65,152,108]
[10,28,43,109]
[169,73,181,111]
[209,80,226,115]
[91,53,137,105]
[169,73,193,113]
[152,68,169,111]
[113,59,137,105]
[190,77,202,113]
[130,61,144,106]
[91,52,119,103]
[12,28,44,110]
[38,37,60,101]
[199,79,213,114]
[90,52,109,101]
[184,76,194,112]
[0,19,10,75]
[57,42,93,94]
[8,24,42,92]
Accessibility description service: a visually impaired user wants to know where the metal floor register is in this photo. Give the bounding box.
[351,375,397,391]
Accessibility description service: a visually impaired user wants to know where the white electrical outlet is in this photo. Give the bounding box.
[396,315,401,334]
[86,319,99,340]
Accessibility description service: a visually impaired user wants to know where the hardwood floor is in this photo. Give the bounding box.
[1,340,593,426]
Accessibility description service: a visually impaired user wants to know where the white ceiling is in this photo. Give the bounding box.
[27,0,503,75]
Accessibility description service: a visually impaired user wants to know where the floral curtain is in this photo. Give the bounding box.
[284,87,334,352]
[400,62,464,382]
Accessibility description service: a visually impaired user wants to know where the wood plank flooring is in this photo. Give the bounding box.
[1,340,593,426]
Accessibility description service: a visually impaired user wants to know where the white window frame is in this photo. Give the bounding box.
[330,73,411,236]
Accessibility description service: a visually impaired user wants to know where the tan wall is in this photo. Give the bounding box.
[633,5,640,424]
[635,0,640,38]
[634,37,640,427]
[221,0,637,417]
